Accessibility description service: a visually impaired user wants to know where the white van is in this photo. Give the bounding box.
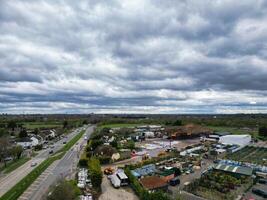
[110,174,121,188]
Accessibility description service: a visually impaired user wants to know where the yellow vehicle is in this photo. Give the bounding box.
[104,167,114,175]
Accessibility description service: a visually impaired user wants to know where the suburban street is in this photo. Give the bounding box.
[18,125,95,200]
[0,126,87,197]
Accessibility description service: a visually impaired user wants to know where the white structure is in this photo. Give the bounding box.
[219,135,251,146]
[17,137,39,148]
[77,168,88,189]
[144,131,155,138]
[110,174,121,188]
[30,136,39,146]
[49,130,56,138]
[180,146,204,156]
[116,171,128,186]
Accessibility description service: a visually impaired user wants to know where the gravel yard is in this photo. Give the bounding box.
[99,175,138,200]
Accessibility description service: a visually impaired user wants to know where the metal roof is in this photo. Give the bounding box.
[117,172,128,180]
[214,164,253,176]
[131,164,156,177]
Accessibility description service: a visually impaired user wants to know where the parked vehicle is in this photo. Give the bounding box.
[49,150,54,154]
[104,167,114,175]
[252,188,267,198]
[110,174,121,188]
[116,172,128,186]
[169,177,180,186]
[258,179,267,185]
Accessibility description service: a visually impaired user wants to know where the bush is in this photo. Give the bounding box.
[47,180,81,200]
[97,156,110,164]
[88,157,103,190]
[78,158,88,167]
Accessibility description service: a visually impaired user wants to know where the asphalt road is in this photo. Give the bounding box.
[18,125,95,200]
[0,126,86,197]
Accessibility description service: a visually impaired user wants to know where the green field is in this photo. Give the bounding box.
[227,146,267,165]
[0,157,30,174]
[99,123,148,128]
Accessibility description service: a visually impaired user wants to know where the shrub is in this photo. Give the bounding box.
[88,157,103,190]
[78,158,88,167]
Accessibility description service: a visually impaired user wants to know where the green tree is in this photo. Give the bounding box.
[126,140,135,150]
[47,180,80,200]
[88,157,103,190]
[90,139,103,151]
[173,120,182,126]
[110,139,118,148]
[7,121,17,131]
[0,137,10,167]
[0,128,7,137]
[63,120,68,129]
[33,128,39,135]
[82,120,88,125]
[259,126,267,137]
[10,145,23,160]
[19,129,28,138]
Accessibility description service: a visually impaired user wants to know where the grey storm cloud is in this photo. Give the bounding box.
[0,0,267,114]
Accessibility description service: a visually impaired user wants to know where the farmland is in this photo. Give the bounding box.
[99,123,147,129]
[227,146,267,165]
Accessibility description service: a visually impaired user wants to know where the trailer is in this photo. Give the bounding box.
[110,174,121,188]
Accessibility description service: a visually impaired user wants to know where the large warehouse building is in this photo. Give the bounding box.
[219,135,251,146]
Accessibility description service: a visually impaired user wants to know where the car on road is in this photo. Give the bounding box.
[31,162,37,167]
[63,141,66,144]
[49,150,54,154]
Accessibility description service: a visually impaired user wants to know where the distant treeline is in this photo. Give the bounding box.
[99,114,267,128]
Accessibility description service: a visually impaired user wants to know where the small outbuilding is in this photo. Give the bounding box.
[140,176,168,191]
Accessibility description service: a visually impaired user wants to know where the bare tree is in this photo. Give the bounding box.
[0,137,10,167]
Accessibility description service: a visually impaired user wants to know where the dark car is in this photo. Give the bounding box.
[169,177,180,186]
[63,141,66,144]
[258,179,267,185]
[252,188,267,198]
[49,150,54,154]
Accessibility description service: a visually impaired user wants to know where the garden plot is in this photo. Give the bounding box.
[227,146,267,166]
[185,171,253,200]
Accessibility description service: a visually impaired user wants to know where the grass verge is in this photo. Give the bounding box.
[57,130,85,153]
[0,129,86,200]
[0,157,31,174]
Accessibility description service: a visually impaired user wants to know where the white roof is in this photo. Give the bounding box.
[117,172,128,180]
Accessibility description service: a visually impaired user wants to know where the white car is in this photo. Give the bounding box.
[31,162,37,167]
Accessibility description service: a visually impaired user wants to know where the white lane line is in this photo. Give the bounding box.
[66,151,74,160]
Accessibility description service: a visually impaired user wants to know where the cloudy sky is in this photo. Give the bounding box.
[1,0,267,114]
